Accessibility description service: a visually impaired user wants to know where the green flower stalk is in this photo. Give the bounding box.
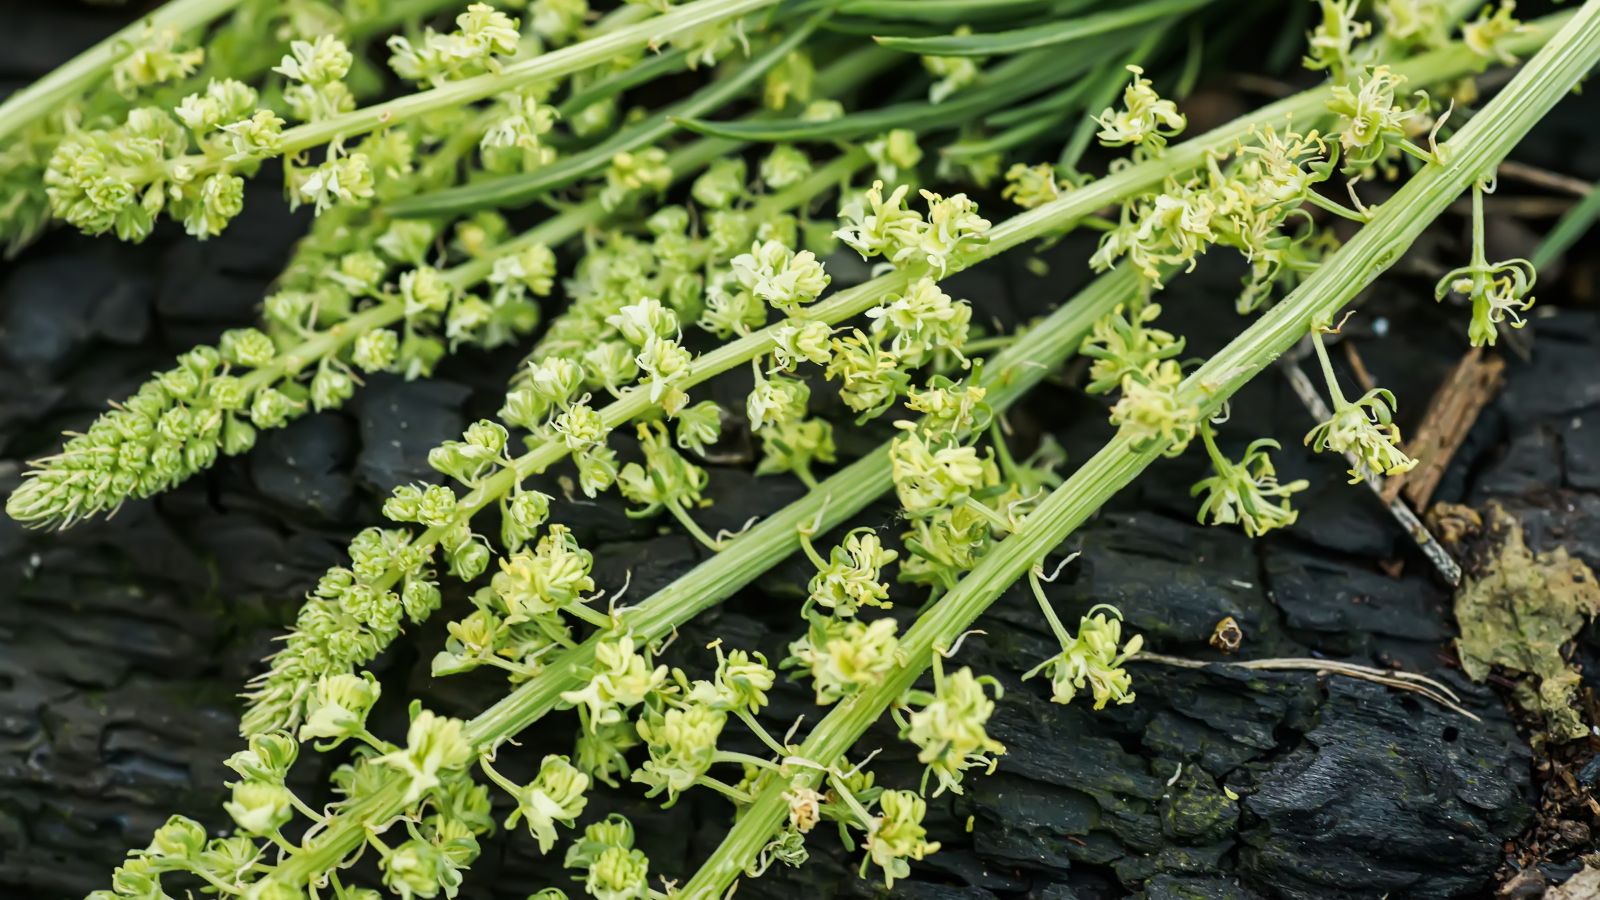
[1023,597,1143,709]
[45,0,780,240]
[676,6,1600,892]
[234,146,874,732]
[1191,424,1308,537]
[6,37,904,531]
[58,5,1594,900]
[0,204,580,530]
[1433,176,1537,345]
[229,265,1144,897]
[7,135,867,530]
[237,2,1574,735]
[0,0,241,252]
[0,0,468,254]
[0,0,243,143]
[1303,329,1419,483]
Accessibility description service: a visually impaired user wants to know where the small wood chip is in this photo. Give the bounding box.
[1382,347,1506,510]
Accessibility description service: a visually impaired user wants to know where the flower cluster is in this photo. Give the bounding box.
[785,615,902,705]
[1304,0,1373,81]
[1192,428,1309,538]
[482,753,591,853]
[8,332,282,528]
[1024,601,1144,710]
[1094,65,1186,154]
[804,528,899,617]
[1305,384,1418,481]
[1109,360,1201,456]
[560,635,670,763]
[1463,1,1527,65]
[112,24,205,97]
[1437,254,1536,347]
[885,354,1044,591]
[300,670,383,747]
[1091,125,1339,304]
[8,191,564,531]
[617,421,718,543]
[562,815,653,900]
[1434,180,1537,346]
[1327,65,1433,174]
[45,3,529,241]
[245,390,591,733]
[835,180,991,275]
[89,701,499,900]
[898,657,1005,796]
[861,789,940,888]
[431,522,596,683]
[389,3,523,86]
[1002,162,1065,209]
[1080,302,1186,395]
[241,521,444,734]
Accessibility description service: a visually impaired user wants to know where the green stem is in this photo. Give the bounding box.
[240,141,874,723]
[679,4,1600,892]
[714,750,783,771]
[796,531,829,571]
[170,0,779,177]
[871,0,1212,56]
[1309,329,1347,408]
[247,13,1584,887]
[1197,419,1231,473]
[0,0,246,143]
[561,601,616,631]
[959,495,1014,535]
[792,462,821,490]
[668,501,727,552]
[1470,179,1488,267]
[1304,190,1370,223]
[1026,569,1074,648]
[256,264,1140,892]
[696,776,755,805]
[261,8,1574,479]
[221,137,725,455]
[735,709,793,757]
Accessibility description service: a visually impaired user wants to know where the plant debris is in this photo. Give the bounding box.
[1446,502,1600,741]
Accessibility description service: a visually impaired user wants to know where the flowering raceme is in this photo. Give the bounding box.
[41,4,1600,899]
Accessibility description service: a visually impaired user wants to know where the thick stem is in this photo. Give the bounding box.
[679,5,1600,892]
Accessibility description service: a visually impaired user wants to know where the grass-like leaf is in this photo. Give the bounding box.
[872,0,1213,57]
[838,0,1077,24]
[675,39,1127,143]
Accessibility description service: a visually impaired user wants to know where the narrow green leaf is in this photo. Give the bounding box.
[677,41,1123,143]
[839,0,1070,23]
[556,46,692,119]
[872,0,1213,56]
[944,107,1074,160]
[1532,183,1600,270]
[982,72,1097,128]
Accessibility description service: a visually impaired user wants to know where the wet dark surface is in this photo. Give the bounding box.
[3,7,1600,900]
